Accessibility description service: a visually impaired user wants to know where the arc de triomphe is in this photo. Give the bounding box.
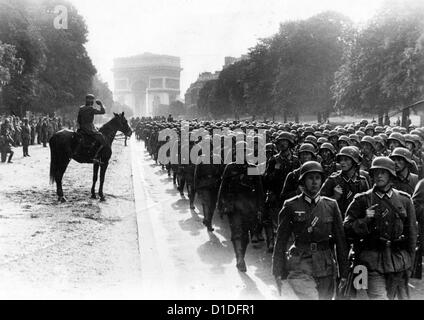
[112,53,181,116]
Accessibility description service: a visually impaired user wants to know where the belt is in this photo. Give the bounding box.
[295,241,331,253]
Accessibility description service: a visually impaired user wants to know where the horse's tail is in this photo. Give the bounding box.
[49,134,58,184]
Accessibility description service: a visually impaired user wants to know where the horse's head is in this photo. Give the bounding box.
[114,112,132,137]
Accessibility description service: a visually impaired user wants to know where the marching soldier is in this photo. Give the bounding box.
[321,146,370,218]
[360,136,376,173]
[21,118,31,157]
[344,157,417,299]
[263,132,300,252]
[216,142,265,272]
[272,161,349,300]
[280,143,316,207]
[318,142,338,180]
[389,147,419,196]
[194,152,223,231]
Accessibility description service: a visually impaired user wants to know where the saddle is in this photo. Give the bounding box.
[72,130,100,163]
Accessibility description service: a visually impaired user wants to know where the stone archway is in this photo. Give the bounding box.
[131,80,147,116]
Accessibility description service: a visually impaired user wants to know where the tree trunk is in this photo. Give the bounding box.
[283,110,287,123]
[378,111,384,125]
[384,111,390,126]
[402,108,409,128]
[317,112,322,124]
[295,112,299,123]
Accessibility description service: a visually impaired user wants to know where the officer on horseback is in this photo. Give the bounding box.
[77,94,107,164]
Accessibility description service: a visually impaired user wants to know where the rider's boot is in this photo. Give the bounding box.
[7,152,13,163]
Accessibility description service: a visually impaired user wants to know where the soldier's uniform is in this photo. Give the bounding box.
[360,154,375,173]
[318,143,338,180]
[21,121,31,157]
[264,145,300,247]
[321,171,370,219]
[344,157,417,300]
[321,147,370,218]
[272,189,349,299]
[390,148,419,196]
[392,172,419,196]
[194,159,223,231]
[217,161,265,272]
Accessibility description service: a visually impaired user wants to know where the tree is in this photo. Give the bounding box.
[333,0,424,123]
[197,79,229,119]
[273,11,353,122]
[0,0,96,116]
[92,75,113,114]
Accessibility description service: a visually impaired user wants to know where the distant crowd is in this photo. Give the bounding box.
[0,114,76,163]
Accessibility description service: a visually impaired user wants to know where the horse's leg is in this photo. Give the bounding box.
[56,160,70,202]
[91,163,100,199]
[98,162,109,202]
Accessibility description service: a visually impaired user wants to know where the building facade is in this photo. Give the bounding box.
[112,53,182,116]
[184,55,248,110]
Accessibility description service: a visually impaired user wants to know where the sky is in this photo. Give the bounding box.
[70,0,385,98]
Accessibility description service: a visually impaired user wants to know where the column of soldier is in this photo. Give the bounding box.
[132,117,424,300]
[0,114,76,163]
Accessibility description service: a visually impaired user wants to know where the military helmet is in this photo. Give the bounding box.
[360,135,376,149]
[299,161,324,181]
[356,131,365,138]
[410,129,423,138]
[375,126,384,133]
[304,135,318,147]
[317,137,328,144]
[387,132,406,147]
[276,132,294,145]
[336,146,361,165]
[389,147,413,164]
[266,143,276,151]
[373,135,385,147]
[319,142,337,154]
[337,128,346,135]
[303,127,315,135]
[328,130,338,138]
[410,134,422,147]
[379,133,388,141]
[404,134,416,147]
[369,157,396,177]
[298,143,316,156]
[365,124,375,132]
[349,134,360,144]
[338,135,350,144]
[314,131,323,138]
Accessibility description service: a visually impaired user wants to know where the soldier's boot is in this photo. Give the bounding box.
[265,225,274,253]
[202,204,214,232]
[233,239,247,272]
[189,188,195,209]
[7,152,13,163]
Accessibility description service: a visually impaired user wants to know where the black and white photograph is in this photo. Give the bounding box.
[1,0,424,306]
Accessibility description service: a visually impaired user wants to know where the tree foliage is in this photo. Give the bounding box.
[0,0,96,116]
[333,0,424,117]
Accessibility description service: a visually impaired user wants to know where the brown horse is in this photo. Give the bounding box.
[49,112,132,202]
